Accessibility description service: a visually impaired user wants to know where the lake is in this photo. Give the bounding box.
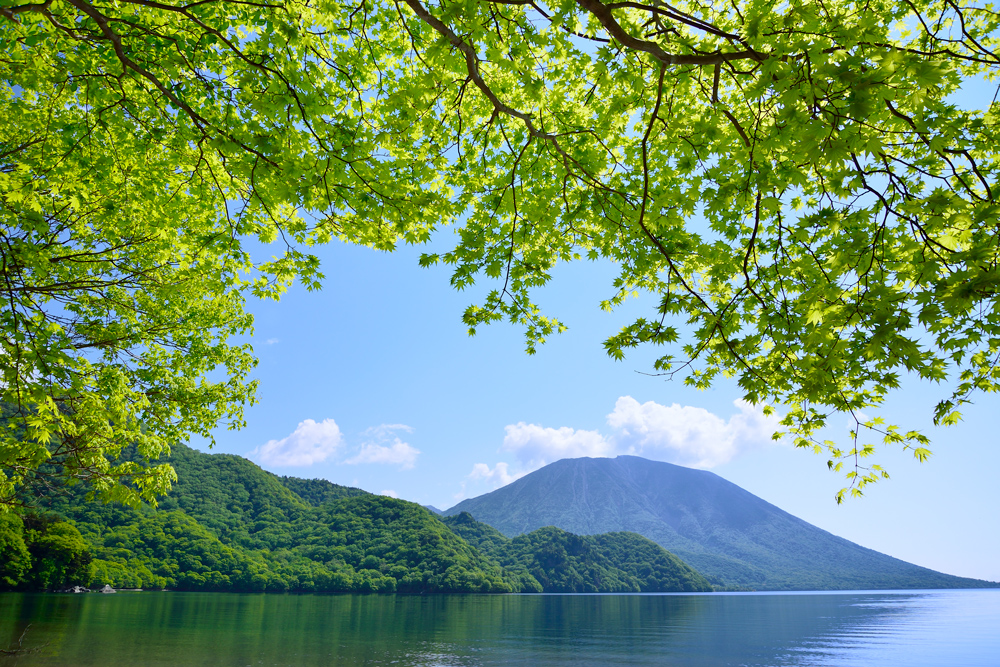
[1,589,997,666]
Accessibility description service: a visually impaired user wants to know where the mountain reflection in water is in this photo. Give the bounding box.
[1,589,998,666]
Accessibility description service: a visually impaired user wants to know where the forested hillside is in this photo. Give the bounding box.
[0,444,711,594]
[5,444,519,593]
[442,512,712,593]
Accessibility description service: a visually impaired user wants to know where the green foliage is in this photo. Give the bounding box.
[78,509,268,592]
[441,512,543,592]
[146,444,518,592]
[0,513,30,587]
[590,532,714,592]
[442,510,512,558]
[0,512,94,591]
[152,443,317,549]
[20,515,92,590]
[506,527,633,593]
[306,495,518,593]
[278,477,369,507]
[0,0,442,508]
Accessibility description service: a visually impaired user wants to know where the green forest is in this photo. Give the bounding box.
[0,444,710,594]
[442,512,711,593]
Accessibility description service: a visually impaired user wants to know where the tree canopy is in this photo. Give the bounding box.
[0,0,441,507]
[2,0,999,502]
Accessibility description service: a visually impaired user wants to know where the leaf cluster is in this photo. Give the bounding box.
[1,0,448,506]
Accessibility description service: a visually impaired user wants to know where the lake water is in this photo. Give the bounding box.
[1,589,998,666]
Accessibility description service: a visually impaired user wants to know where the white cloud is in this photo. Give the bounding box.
[251,418,343,467]
[265,338,280,345]
[468,461,526,487]
[456,397,781,500]
[501,422,614,468]
[380,489,399,498]
[606,396,781,468]
[455,461,530,499]
[345,438,420,469]
[344,423,420,469]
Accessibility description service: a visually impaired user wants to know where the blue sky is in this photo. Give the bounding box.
[193,235,1000,584]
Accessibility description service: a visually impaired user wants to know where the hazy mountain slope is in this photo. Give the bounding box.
[446,456,993,590]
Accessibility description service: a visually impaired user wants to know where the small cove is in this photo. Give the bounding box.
[1,589,997,666]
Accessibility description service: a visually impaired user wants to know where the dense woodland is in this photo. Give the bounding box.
[0,444,710,594]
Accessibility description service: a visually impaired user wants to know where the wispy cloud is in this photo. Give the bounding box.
[363,423,414,438]
[252,420,423,471]
[380,489,399,498]
[250,418,343,466]
[265,338,280,345]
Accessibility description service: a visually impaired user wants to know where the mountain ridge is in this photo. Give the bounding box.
[445,455,995,590]
[441,511,712,593]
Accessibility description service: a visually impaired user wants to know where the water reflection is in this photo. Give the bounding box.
[1,590,997,666]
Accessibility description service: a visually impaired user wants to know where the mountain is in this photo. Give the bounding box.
[445,456,995,590]
[442,511,712,593]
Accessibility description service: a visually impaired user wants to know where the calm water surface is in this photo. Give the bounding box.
[1,589,997,666]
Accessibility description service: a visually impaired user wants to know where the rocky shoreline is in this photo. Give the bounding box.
[60,585,118,594]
